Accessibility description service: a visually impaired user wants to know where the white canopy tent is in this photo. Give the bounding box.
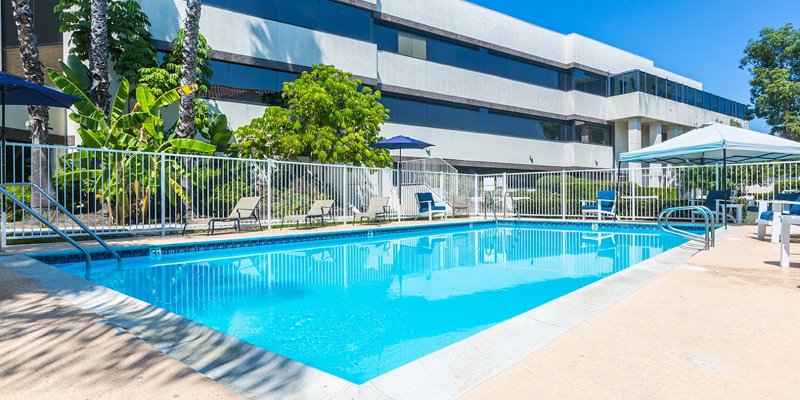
[619,122,800,165]
[618,122,800,227]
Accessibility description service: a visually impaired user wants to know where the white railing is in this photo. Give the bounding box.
[3,142,800,241]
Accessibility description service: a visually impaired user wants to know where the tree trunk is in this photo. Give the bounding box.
[177,0,202,139]
[11,0,52,213]
[89,0,110,116]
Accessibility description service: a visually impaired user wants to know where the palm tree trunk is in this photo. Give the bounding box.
[90,0,110,116]
[177,0,202,139]
[11,0,52,213]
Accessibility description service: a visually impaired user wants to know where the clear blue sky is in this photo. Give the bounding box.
[469,0,800,133]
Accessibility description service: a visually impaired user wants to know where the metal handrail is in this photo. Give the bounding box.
[0,183,122,273]
[658,206,715,250]
[485,191,498,223]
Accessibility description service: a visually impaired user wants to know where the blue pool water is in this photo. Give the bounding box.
[52,222,687,383]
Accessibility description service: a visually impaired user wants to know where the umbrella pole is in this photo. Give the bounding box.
[1,92,5,185]
[398,148,403,206]
[723,150,728,230]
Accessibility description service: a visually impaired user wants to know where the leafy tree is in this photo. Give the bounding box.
[49,60,215,222]
[55,0,156,85]
[177,0,203,138]
[138,30,215,135]
[11,0,52,210]
[741,23,800,139]
[233,64,392,168]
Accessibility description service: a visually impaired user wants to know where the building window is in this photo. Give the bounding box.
[572,69,607,96]
[398,32,427,60]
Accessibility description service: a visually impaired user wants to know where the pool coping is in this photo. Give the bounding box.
[0,219,726,400]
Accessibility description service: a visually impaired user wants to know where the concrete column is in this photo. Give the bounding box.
[627,118,643,185]
[667,126,683,140]
[649,124,663,187]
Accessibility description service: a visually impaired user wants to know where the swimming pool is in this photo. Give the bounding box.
[47,221,688,383]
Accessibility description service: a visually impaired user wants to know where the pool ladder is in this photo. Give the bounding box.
[0,182,122,275]
[484,191,498,224]
[657,206,715,250]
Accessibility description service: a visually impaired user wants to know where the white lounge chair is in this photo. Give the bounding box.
[282,200,335,228]
[353,197,391,224]
[182,196,262,235]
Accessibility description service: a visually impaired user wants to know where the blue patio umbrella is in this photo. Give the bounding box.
[0,72,83,183]
[372,135,435,204]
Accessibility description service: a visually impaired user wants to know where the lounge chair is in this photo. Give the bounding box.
[780,214,800,267]
[353,197,391,225]
[452,195,469,215]
[704,190,732,223]
[182,196,262,235]
[581,190,618,221]
[282,199,335,228]
[416,192,448,221]
[757,193,800,242]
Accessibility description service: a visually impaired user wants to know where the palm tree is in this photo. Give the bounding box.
[177,0,202,138]
[89,0,110,115]
[11,0,52,210]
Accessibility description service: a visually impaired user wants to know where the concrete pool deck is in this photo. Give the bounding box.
[1,221,799,399]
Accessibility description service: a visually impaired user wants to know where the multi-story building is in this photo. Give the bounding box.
[1,0,748,172]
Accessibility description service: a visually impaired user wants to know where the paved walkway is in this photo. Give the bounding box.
[0,266,242,400]
[461,225,800,400]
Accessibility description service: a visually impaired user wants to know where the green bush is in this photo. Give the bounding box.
[3,186,31,222]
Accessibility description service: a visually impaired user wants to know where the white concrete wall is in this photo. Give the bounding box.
[139,0,378,79]
[380,122,614,169]
[378,51,568,116]
[607,92,747,128]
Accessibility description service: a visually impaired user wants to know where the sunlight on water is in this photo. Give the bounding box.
[56,223,686,383]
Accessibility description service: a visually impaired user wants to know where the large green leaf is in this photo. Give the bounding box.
[208,114,233,147]
[62,55,91,93]
[112,112,151,131]
[164,138,216,154]
[76,128,106,149]
[47,68,97,116]
[111,78,130,121]
[153,85,192,109]
[135,85,156,114]
[70,112,109,132]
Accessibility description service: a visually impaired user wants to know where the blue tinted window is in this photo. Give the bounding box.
[573,69,607,96]
[644,73,656,95]
[656,77,667,98]
[210,60,298,91]
[317,0,372,41]
[374,24,398,53]
[485,51,559,89]
[427,37,480,71]
[204,0,370,41]
[704,93,713,110]
[686,87,695,106]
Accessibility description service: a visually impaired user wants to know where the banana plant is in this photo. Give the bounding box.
[49,57,215,223]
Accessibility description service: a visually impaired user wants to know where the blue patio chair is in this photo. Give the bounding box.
[581,190,618,221]
[757,193,800,241]
[705,190,732,223]
[416,192,448,221]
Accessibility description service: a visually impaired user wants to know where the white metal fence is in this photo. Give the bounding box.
[3,143,800,241]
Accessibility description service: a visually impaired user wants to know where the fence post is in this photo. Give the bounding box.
[343,166,349,225]
[267,160,273,230]
[473,174,479,217]
[561,170,567,220]
[631,167,638,220]
[160,153,166,236]
[0,210,6,252]
[439,171,444,199]
[501,172,508,218]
